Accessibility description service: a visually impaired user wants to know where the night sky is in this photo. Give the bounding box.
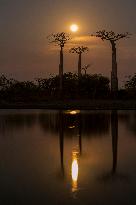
[0,0,136,86]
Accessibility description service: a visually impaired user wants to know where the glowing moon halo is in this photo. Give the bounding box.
[70,24,78,32]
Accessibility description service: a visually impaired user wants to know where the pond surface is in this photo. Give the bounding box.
[0,109,136,205]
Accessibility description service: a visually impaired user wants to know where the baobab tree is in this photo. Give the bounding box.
[47,32,70,96]
[69,46,89,78]
[91,30,130,98]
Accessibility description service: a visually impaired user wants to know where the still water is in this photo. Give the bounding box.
[0,109,136,205]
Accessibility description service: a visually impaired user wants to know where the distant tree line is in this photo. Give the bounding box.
[0,73,136,103]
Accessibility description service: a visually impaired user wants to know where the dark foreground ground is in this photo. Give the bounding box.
[0,100,136,110]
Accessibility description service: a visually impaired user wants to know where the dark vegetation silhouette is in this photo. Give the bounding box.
[0,73,135,103]
[125,74,136,98]
[0,73,110,102]
[91,30,130,98]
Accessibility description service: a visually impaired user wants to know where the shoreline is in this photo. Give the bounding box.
[0,100,136,110]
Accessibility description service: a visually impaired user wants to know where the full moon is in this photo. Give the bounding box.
[70,24,79,32]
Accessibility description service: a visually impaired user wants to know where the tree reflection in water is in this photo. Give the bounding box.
[98,110,128,182]
[59,111,65,178]
[58,110,81,180]
[111,110,118,175]
[57,110,110,192]
[57,109,128,184]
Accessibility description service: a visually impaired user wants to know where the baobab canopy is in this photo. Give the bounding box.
[47,32,70,48]
[91,30,130,98]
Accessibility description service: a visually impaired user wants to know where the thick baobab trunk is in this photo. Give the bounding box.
[111,41,118,98]
[111,110,118,174]
[59,47,63,97]
[78,53,82,79]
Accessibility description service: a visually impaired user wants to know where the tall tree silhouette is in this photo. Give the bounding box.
[92,30,130,98]
[47,32,70,97]
[69,46,89,79]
